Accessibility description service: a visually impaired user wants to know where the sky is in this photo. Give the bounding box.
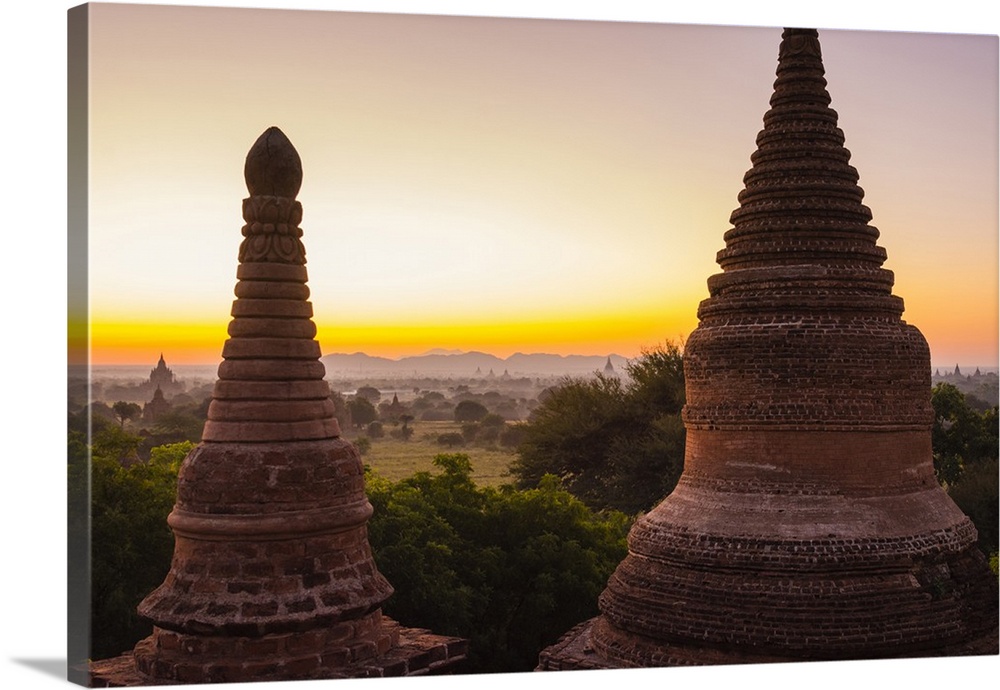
[77,3,998,368]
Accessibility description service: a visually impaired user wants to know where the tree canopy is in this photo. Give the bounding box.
[930,383,999,562]
[931,382,998,486]
[346,396,379,428]
[355,386,382,404]
[112,400,142,428]
[79,431,180,659]
[365,454,629,673]
[454,400,489,422]
[510,343,686,514]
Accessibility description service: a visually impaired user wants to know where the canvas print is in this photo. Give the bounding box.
[67,2,999,686]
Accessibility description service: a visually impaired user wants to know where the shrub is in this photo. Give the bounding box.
[437,432,465,448]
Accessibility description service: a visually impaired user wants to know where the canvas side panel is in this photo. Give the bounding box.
[67,3,91,686]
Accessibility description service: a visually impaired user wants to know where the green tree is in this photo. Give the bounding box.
[329,389,351,430]
[477,425,500,445]
[461,423,480,443]
[398,414,415,441]
[511,343,686,514]
[354,436,372,456]
[149,407,204,445]
[87,441,180,659]
[92,424,143,465]
[924,382,999,564]
[931,383,998,486]
[623,342,686,413]
[499,423,527,448]
[112,400,142,428]
[479,413,506,429]
[391,425,414,441]
[347,396,378,428]
[437,432,465,448]
[454,400,489,422]
[148,440,195,473]
[948,458,998,560]
[365,454,629,673]
[355,386,382,404]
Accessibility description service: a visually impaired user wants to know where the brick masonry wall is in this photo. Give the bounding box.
[683,314,932,431]
[137,439,394,637]
[91,621,469,685]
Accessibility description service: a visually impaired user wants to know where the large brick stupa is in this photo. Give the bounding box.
[539,28,998,669]
[89,127,466,685]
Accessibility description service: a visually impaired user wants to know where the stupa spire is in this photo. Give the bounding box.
[710,27,896,319]
[200,126,337,444]
[539,28,997,670]
[115,127,465,684]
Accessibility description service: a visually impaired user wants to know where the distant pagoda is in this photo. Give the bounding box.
[384,393,407,422]
[539,28,998,669]
[141,386,171,424]
[603,357,617,377]
[90,127,465,685]
[148,353,175,387]
[144,353,181,394]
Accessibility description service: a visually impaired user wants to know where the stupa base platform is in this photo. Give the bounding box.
[537,617,999,671]
[87,620,467,686]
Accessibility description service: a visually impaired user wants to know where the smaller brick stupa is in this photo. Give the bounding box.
[89,127,466,685]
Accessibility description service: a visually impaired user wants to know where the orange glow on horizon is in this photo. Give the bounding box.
[89,305,699,366]
[89,295,998,368]
[91,320,229,366]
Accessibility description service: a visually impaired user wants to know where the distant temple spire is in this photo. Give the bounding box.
[141,385,171,424]
[385,393,406,422]
[147,353,176,389]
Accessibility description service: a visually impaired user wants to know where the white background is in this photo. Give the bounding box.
[2,2,997,689]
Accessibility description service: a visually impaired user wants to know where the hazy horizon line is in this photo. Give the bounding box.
[81,346,1000,374]
[85,348,633,368]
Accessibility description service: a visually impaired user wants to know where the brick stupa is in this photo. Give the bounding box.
[90,127,466,685]
[539,28,998,669]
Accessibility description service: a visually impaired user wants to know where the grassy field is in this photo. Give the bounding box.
[355,420,518,487]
